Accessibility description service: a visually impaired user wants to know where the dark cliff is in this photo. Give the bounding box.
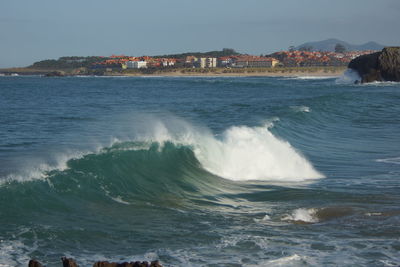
[348,47,400,83]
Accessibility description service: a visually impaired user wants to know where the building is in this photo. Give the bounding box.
[234,56,279,68]
[196,57,217,68]
[126,61,147,69]
[161,58,177,67]
[218,56,237,67]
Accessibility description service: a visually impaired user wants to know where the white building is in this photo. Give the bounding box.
[196,57,217,68]
[126,61,147,69]
[161,59,176,67]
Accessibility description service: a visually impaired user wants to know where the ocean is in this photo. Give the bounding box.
[0,74,399,266]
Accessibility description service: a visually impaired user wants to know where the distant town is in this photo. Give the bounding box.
[0,45,378,76]
[88,50,374,70]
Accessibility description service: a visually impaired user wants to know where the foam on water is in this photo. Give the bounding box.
[291,105,311,113]
[282,208,319,223]
[376,157,400,165]
[137,117,324,181]
[266,254,304,266]
[295,76,335,80]
[0,239,36,267]
[0,149,96,186]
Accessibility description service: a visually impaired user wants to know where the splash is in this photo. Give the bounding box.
[282,208,319,223]
[135,116,324,181]
[336,68,361,84]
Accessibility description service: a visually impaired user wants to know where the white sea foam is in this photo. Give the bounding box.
[376,157,400,165]
[266,254,304,266]
[0,149,95,186]
[0,239,35,267]
[282,208,319,223]
[296,76,334,80]
[291,105,311,113]
[136,116,324,181]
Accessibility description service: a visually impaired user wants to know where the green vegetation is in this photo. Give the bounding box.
[298,45,314,52]
[335,43,346,53]
[29,56,106,69]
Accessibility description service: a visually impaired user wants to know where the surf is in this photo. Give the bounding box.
[1,116,324,189]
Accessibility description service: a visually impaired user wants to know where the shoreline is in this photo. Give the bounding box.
[0,66,346,78]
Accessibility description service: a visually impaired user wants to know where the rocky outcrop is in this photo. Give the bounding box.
[378,47,400,81]
[44,70,66,77]
[61,257,79,267]
[348,47,400,83]
[28,260,44,267]
[29,258,163,267]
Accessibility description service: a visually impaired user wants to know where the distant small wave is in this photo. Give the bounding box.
[376,157,400,165]
[290,105,311,113]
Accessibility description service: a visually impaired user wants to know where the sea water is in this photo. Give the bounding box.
[0,75,399,266]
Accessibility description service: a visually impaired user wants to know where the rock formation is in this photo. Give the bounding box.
[348,47,400,83]
[44,70,66,77]
[61,257,79,267]
[28,260,44,267]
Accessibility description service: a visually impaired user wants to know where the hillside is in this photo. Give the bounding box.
[295,38,385,52]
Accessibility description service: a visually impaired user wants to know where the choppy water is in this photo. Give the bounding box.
[0,74,399,266]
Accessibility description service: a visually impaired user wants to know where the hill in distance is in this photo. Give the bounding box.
[295,38,385,52]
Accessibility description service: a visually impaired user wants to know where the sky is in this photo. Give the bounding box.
[1,0,399,67]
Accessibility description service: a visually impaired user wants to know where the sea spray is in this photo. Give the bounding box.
[193,124,324,181]
[131,116,324,181]
[336,68,361,84]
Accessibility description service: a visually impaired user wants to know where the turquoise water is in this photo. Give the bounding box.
[0,75,399,266]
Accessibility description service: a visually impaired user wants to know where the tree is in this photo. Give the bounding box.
[299,45,313,52]
[335,43,346,53]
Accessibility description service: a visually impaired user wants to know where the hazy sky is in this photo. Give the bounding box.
[1,0,399,67]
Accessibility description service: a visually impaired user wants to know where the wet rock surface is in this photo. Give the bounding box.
[348,47,400,83]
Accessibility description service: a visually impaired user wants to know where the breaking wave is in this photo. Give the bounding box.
[2,117,323,187]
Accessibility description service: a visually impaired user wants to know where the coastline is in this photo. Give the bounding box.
[0,66,346,78]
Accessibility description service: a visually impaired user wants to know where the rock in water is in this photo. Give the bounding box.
[28,260,44,267]
[61,257,79,267]
[378,47,400,81]
[348,47,400,83]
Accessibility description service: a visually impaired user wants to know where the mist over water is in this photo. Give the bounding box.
[0,76,399,266]
[336,68,361,84]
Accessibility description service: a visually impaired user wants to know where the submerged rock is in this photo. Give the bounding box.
[348,47,400,83]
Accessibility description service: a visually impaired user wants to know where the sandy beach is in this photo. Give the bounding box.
[0,66,346,78]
